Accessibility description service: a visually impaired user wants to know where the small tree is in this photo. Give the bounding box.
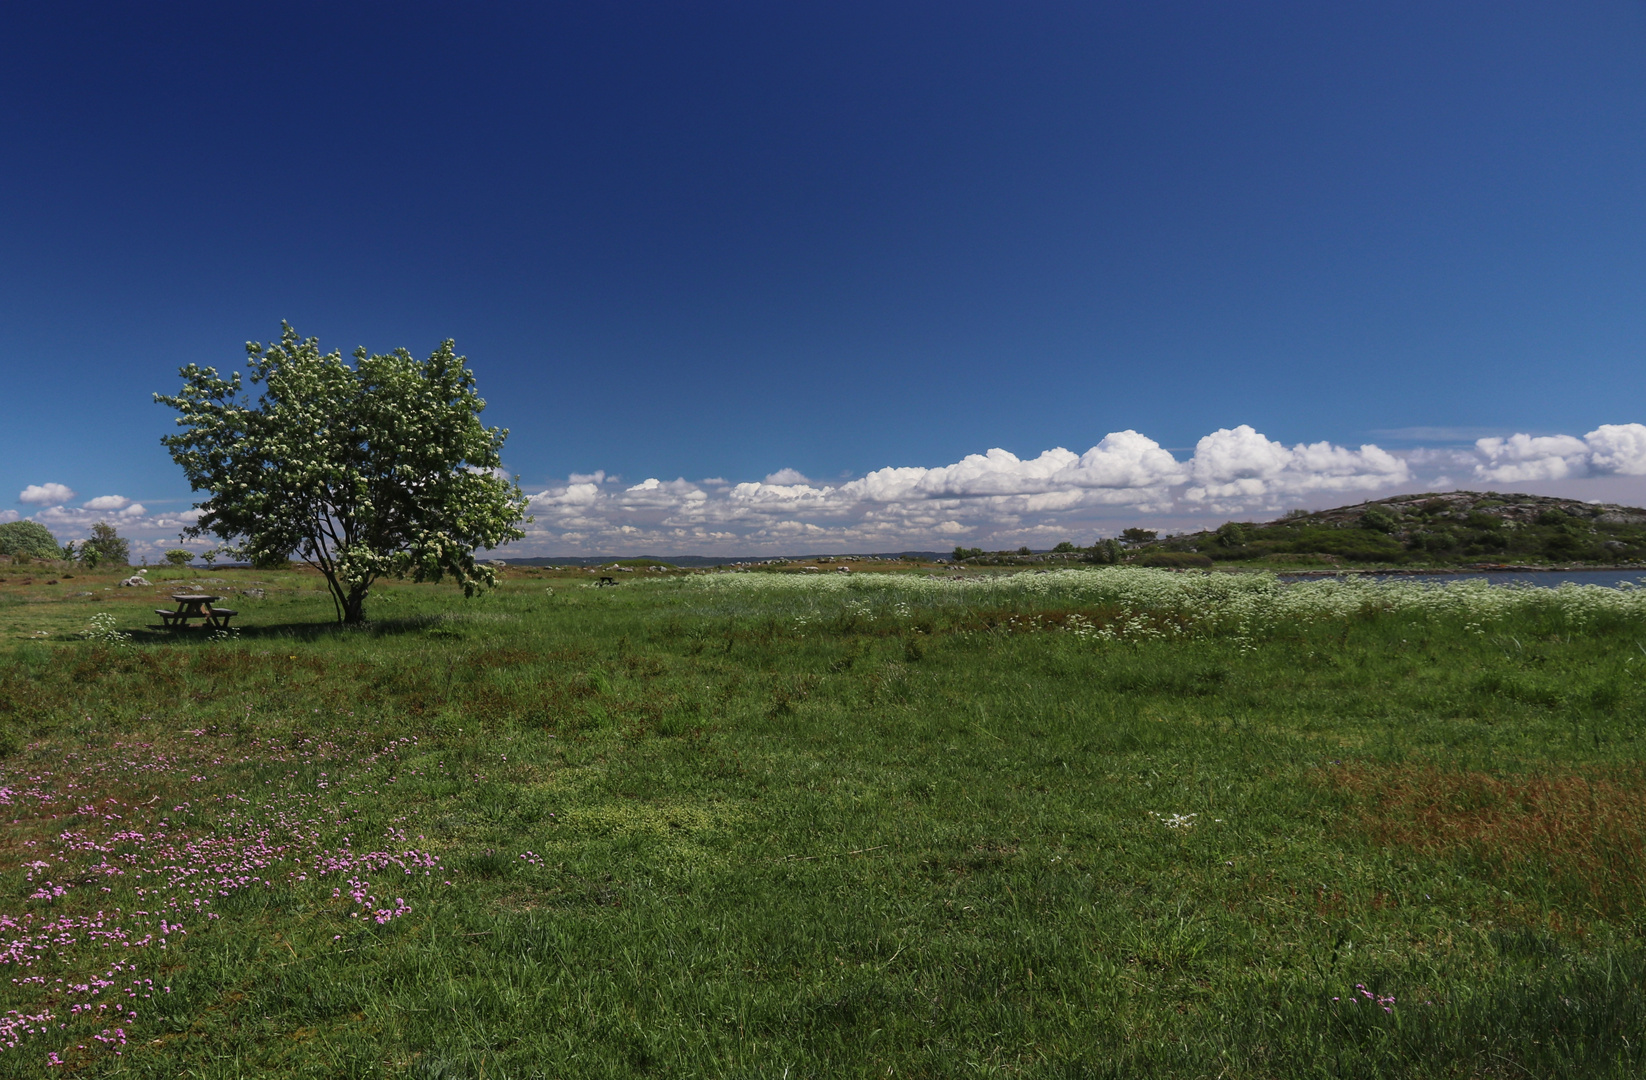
[79,522,131,568]
[1051,541,1077,553]
[157,324,528,624]
[163,549,194,567]
[1120,528,1157,546]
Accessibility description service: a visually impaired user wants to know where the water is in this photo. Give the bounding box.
[1281,568,1646,589]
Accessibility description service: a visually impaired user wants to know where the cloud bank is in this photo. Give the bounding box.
[518,422,1646,554]
[1474,425,1646,483]
[12,423,1646,558]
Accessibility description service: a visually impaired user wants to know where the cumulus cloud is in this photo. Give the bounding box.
[149,508,204,529]
[1185,425,1409,507]
[33,502,147,528]
[19,483,75,505]
[517,425,1431,553]
[0,510,17,524]
[844,431,1185,505]
[1586,424,1646,474]
[1475,424,1646,482]
[81,494,133,511]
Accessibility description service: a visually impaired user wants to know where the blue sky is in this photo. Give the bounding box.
[4,2,1645,556]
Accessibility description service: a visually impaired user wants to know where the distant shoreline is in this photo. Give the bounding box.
[1272,563,1646,578]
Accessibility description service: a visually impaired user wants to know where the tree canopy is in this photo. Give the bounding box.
[0,520,61,560]
[77,522,131,567]
[156,324,529,623]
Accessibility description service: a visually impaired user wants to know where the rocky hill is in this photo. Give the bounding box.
[1152,491,1646,566]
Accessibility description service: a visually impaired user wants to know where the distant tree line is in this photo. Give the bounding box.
[0,520,132,567]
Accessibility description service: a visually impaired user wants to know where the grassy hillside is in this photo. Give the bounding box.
[0,564,1643,1076]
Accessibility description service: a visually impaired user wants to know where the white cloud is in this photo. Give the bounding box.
[0,510,17,524]
[1184,425,1409,507]
[1581,424,1646,475]
[518,425,1424,553]
[33,502,147,528]
[81,495,132,511]
[19,483,75,505]
[1474,424,1646,482]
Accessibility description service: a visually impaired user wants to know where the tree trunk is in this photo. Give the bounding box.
[342,586,369,625]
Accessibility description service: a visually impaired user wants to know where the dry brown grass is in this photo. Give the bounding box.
[1328,763,1646,920]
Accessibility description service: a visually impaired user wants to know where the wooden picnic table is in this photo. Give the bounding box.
[156,594,238,629]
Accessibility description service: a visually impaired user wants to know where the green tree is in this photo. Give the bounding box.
[1084,538,1123,565]
[163,549,193,567]
[79,522,131,567]
[1120,527,1157,545]
[156,324,529,624]
[0,520,61,560]
[1051,541,1077,553]
[1214,521,1249,547]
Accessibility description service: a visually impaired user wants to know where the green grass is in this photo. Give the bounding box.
[0,565,1643,1077]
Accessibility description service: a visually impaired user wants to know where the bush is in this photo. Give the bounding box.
[0,521,61,559]
[1134,551,1214,569]
[1051,541,1077,553]
[1418,531,1457,553]
[1361,507,1397,533]
[952,547,984,561]
[1284,526,1406,563]
[163,549,194,567]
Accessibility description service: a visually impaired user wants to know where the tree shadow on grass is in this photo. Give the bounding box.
[129,614,473,646]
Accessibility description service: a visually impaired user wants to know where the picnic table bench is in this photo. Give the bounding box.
[155,594,238,629]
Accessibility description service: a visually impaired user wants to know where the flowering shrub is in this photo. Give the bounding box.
[78,613,131,649]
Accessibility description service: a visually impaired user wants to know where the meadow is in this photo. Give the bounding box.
[0,562,1643,1077]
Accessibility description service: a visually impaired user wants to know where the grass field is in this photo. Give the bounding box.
[0,562,1644,1077]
